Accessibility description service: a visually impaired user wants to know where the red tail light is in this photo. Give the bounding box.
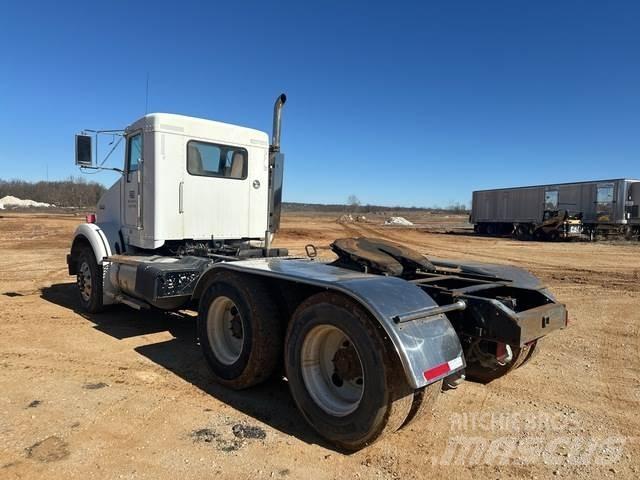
[424,362,451,381]
[86,214,96,224]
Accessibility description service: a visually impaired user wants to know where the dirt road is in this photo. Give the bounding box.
[1,213,639,479]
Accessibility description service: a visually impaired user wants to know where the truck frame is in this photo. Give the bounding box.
[67,95,567,450]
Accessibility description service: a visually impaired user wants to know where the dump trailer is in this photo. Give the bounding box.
[67,95,567,450]
[471,179,640,239]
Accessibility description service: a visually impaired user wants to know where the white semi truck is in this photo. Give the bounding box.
[67,95,567,450]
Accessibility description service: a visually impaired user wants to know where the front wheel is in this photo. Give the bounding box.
[285,292,414,451]
[76,246,104,313]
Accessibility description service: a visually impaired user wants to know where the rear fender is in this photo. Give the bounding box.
[194,258,464,389]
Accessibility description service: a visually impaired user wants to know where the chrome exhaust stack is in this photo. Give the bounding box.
[265,94,287,253]
[270,93,287,152]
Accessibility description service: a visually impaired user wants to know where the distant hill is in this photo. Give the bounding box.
[0,178,469,213]
[282,202,469,214]
[0,178,106,208]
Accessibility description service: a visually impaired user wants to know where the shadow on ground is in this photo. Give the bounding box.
[41,282,330,450]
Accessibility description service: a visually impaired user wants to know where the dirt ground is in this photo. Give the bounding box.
[1,212,639,479]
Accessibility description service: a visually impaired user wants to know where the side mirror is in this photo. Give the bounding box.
[75,134,93,166]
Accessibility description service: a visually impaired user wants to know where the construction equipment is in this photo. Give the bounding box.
[67,95,567,450]
[513,210,583,241]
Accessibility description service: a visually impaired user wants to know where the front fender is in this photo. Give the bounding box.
[71,223,113,264]
[69,223,116,305]
[195,258,464,389]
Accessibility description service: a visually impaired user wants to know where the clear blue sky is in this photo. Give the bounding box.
[1,1,638,207]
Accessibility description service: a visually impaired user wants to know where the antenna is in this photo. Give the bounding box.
[145,72,150,114]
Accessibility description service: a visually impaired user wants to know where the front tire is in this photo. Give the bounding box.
[285,292,413,451]
[76,246,104,313]
[197,273,282,390]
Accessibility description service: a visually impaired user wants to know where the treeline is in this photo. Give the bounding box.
[0,178,106,207]
[282,202,469,214]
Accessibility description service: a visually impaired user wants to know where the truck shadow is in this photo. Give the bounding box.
[40,282,331,450]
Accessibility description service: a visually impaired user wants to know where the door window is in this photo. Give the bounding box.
[127,133,142,173]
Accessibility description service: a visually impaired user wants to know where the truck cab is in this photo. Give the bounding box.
[95,114,273,253]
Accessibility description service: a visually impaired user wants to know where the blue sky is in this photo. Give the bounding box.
[1,1,638,207]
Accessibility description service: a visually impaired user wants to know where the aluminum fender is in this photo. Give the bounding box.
[71,223,117,305]
[196,258,464,389]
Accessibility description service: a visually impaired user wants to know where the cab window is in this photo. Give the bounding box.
[187,141,247,179]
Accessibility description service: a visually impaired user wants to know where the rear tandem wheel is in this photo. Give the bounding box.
[464,339,542,384]
[197,272,283,390]
[284,292,420,451]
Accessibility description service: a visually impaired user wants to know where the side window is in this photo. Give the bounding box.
[597,186,614,205]
[187,141,247,179]
[127,133,142,173]
[544,190,558,210]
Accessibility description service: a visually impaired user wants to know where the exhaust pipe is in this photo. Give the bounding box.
[265,93,287,254]
[271,93,287,152]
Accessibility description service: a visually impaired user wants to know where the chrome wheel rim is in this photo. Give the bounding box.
[300,325,364,417]
[77,261,92,302]
[207,296,244,365]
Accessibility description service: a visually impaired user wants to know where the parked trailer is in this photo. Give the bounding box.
[471,178,640,239]
[67,95,568,450]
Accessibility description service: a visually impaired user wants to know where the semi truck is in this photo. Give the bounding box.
[67,95,568,450]
[471,179,640,240]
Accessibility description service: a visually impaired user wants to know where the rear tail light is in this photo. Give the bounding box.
[86,214,96,224]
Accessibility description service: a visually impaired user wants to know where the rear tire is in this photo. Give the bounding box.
[76,245,104,313]
[285,292,413,451]
[465,340,541,383]
[197,273,282,390]
[401,380,441,429]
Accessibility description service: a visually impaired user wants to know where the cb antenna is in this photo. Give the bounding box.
[145,72,150,114]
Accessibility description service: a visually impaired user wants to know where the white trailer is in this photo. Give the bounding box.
[68,95,567,450]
